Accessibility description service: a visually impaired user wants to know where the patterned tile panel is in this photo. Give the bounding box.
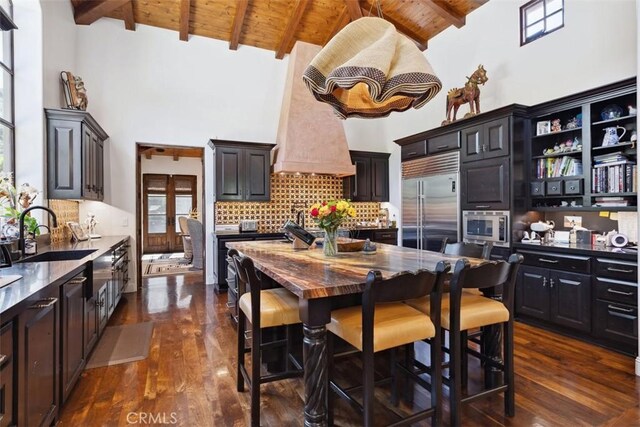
[49,199,80,243]
[215,174,381,232]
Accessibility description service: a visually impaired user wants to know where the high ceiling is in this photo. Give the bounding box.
[70,0,488,59]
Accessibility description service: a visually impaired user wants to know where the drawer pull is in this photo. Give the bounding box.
[608,311,636,320]
[225,302,236,309]
[559,278,580,286]
[538,258,559,264]
[606,267,634,274]
[30,297,58,309]
[475,205,490,209]
[406,151,417,156]
[69,277,88,285]
[607,304,635,314]
[437,144,448,149]
[607,288,634,296]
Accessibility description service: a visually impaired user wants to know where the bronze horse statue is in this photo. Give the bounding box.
[442,65,488,125]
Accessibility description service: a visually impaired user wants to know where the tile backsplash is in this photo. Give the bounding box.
[215,174,381,232]
[50,199,79,243]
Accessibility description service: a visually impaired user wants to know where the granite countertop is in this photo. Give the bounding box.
[0,235,129,317]
[513,241,638,261]
[227,240,482,300]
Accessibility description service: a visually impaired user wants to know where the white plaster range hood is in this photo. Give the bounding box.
[272,41,356,177]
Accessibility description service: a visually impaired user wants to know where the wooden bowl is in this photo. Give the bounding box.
[337,238,365,252]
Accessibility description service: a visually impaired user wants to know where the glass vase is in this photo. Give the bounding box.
[323,228,338,256]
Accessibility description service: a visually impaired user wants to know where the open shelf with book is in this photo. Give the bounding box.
[526,78,637,211]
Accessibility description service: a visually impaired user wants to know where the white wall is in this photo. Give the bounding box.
[13,1,44,224]
[68,17,290,287]
[371,0,638,238]
[140,155,204,248]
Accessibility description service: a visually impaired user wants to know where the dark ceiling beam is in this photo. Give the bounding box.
[275,0,310,59]
[122,1,135,31]
[324,6,350,45]
[423,0,465,28]
[229,0,249,50]
[359,6,428,51]
[343,0,363,21]
[74,0,130,25]
[179,0,191,41]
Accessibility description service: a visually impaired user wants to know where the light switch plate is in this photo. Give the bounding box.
[564,215,582,227]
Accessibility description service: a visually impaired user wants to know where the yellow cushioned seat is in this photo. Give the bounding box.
[405,294,509,331]
[239,288,301,328]
[327,302,436,353]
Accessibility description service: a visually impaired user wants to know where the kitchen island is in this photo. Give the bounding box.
[227,240,488,427]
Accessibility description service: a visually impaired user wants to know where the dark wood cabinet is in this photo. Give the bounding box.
[0,322,15,427]
[350,228,398,245]
[516,251,591,333]
[84,293,98,357]
[18,286,59,427]
[461,156,510,210]
[60,275,87,404]
[210,140,274,202]
[400,140,426,161]
[343,151,390,202]
[427,132,460,155]
[461,117,509,163]
[46,109,108,201]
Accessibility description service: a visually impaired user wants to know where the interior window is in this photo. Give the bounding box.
[0,0,15,175]
[520,0,564,46]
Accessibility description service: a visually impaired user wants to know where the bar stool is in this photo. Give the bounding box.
[232,253,303,427]
[406,254,523,426]
[443,241,493,259]
[327,263,450,427]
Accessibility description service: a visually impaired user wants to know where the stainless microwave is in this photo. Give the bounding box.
[462,211,509,247]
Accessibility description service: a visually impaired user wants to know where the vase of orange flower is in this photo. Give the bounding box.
[309,199,356,256]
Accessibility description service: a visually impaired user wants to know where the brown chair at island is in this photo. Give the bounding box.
[443,241,493,260]
[231,251,303,427]
[406,254,523,426]
[326,263,450,427]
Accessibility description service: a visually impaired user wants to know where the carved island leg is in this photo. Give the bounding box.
[300,298,332,427]
[303,324,328,427]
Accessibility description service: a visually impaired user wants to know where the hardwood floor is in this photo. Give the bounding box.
[59,273,640,426]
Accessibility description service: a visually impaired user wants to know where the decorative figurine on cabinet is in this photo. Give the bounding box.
[629,105,638,116]
[551,119,562,132]
[441,64,489,125]
[565,117,578,129]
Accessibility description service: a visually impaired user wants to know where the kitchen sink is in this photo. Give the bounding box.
[19,249,98,263]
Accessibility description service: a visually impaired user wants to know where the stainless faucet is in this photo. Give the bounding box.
[296,210,305,229]
[19,206,58,258]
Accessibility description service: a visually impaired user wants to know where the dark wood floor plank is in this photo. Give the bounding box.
[58,272,640,427]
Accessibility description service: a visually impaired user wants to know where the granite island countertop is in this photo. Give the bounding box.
[0,235,129,318]
[512,241,637,261]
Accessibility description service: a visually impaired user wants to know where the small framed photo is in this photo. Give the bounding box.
[67,222,89,241]
[536,120,551,136]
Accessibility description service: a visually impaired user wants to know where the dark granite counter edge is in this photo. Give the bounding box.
[512,242,638,261]
[0,235,129,318]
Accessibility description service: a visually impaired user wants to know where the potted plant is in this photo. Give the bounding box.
[0,173,41,238]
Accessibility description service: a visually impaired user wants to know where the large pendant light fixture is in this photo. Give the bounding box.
[302,16,441,119]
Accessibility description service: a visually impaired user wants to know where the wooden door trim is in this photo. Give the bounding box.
[135,143,204,290]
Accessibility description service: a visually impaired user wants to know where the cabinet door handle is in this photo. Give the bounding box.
[606,267,634,274]
[549,278,554,288]
[607,288,634,296]
[607,304,634,314]
[0,353,8,367]
[538,258,559,264]
[30,297,58,309]
[542,277,547,287]
[475,205,490,209]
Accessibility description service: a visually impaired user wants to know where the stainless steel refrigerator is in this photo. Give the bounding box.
[402,151,460,251]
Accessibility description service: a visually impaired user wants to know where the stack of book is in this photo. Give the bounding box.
[591,152,637,193]
[535,156,582,179]
[593,196,635,207]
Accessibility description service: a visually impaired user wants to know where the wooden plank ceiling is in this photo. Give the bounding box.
[71,0,488,59]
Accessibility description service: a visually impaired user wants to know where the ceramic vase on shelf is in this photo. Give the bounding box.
[323,227,339,256]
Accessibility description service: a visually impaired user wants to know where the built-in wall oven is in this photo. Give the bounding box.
[462,210,509,248]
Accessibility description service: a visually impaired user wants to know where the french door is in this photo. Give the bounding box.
[143,174,197,254]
